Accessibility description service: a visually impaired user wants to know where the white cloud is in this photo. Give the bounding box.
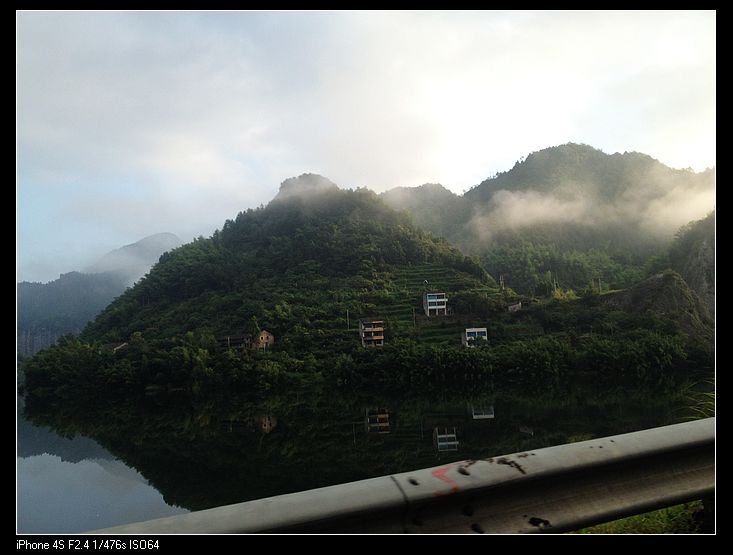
[17,10,716,281]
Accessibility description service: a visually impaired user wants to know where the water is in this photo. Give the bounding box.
[17,399,187,533]
[17,389,684,533]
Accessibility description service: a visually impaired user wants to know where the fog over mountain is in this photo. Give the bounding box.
[381,143,714,296]
[464,144,714,242]
[86,233,183,284]
[18,233,181,356]
[383,144,714,250]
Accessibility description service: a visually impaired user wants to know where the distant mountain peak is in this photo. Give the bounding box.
[392,183,454,195]
[86,232,182,282]
[274,173,339,201]
[127,232,181,248]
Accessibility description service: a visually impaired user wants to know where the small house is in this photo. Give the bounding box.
[508,301,522,313]
[218,330,274,351]
[461,327,488,347]
[470,404,495,420]
[359,318,385,347]
[433,427,459,451]
[260,415,278,433]
[365,407,390,434]
[423,292,448,316]
[253,330,275,350]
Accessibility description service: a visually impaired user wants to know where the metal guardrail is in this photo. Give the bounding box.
[93,418,714,534]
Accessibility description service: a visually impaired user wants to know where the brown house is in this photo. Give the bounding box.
[218,330,275,351]
[259,415,278,433]
[252,330,275,350]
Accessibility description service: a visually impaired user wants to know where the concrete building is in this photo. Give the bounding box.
[461,327,488,346]
[433,427,459,452]
[423,292,448,316]
[359,318,385,348]
[470,404,495,420]
[365,408,390,433]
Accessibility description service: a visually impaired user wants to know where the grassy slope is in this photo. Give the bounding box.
[579,502,706,534]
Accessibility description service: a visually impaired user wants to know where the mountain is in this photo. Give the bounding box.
[668,212,715,316]
[17,272,128,356]
[464,143,713,207]
[25,174,712,407]
[273,173,339,201]
[381,183,471,241]
[382,143,715,295]
[86,232,182,284]
[17,233,182,356]
[82,176,491,345]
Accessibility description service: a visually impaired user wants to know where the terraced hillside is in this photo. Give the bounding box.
[270,260,547,352]
[372,264,501,344]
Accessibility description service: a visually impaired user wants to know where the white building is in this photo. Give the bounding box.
[433,427,459,451]
[462,327,488,346]
[423,292,448,316]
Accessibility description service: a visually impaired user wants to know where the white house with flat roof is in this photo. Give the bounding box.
[423,292,448,316]
[462,327,488,346]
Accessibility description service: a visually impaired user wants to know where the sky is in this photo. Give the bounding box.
[17,10,716,283]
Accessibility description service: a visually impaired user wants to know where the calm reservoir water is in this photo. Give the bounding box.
[17,398,187,533]
[18,388,683,533]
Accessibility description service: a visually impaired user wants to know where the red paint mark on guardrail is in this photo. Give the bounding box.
[432,465,460,496]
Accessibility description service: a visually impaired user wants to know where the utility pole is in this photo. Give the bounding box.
[346,309,350,330]
[412,307,416,327]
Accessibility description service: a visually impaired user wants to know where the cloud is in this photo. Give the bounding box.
[17,11,716,281]
[639,181,716,236]
[474,189,592,232]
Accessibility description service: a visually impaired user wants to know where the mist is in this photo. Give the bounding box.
[466,167,715,244]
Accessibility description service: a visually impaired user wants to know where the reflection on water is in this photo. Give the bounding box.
[20,386,686,532]
[17,455,187,533]
[17,399,187,533]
